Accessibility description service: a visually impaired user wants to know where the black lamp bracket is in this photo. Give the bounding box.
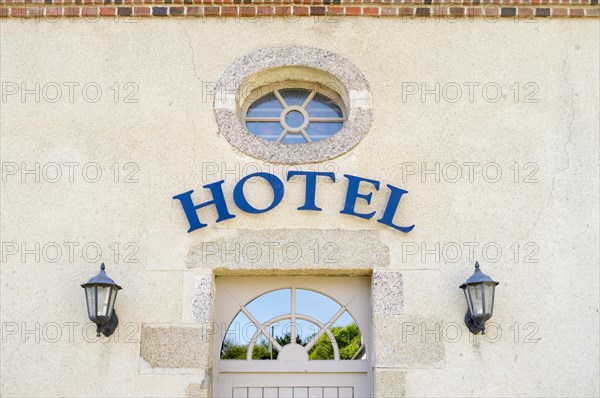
[96,310,119,337]
[464,311,486,335]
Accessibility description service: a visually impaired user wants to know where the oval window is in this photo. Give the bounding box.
[243,83,346,145]
[214,47,373,164]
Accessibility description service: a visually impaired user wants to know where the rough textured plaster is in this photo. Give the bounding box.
[374,315,445,368]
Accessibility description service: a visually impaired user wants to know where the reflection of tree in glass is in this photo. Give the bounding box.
[308,323,361,360]
[220,324,362,360]
[221,332,303,360]
[276,332,304,347]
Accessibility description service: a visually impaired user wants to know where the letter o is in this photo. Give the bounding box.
[482,82,502,103]
[233,172,284,214]
[82,242,102,263]
[42,242,62,263]
[82,323,99,343]
[442,242,462,263]
[441,162,462,183]
[482,162,502,183]
[483,322,502,343]
[282,242,301,263]
[42,322,62,343]
[443,322,462,343]
[82,162,102,183]
[82,83,102,103]
[42,162,62,183]
[482,242,502,263]
[42,83,62,103]
[442,82,462,103]
[242,242,262,263]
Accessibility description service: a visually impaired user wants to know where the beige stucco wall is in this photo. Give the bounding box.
[1,17,599,397]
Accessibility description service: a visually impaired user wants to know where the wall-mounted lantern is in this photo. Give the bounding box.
[460,261,499,335]
[81,263,122,337]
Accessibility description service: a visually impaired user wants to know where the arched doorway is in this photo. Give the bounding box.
[214,276,372,397]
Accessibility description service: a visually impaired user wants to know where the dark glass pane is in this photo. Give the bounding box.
[306,93,343,118]
[305,122,343,142]
[246,93,283,117]
[246,121,282,141]
[279,88,310,107]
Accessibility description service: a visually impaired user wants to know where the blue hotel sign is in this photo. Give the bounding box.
[173,171,415,234]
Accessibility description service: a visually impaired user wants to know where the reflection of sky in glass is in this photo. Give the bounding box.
[280,89,310,106]
[245,289,291,323]
[306,122,344,141]
[246,121,282,141]
[245,89,344,144]
[296,289,340,324]
[306,93,343,117]
[284,111,305,128]
[224,289,359,348]
[296,319,321,343]
[225,311,258,345]
[336,311,354,328]
[246,93,282,117]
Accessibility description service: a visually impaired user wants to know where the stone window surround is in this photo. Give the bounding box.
[214,45,373,164]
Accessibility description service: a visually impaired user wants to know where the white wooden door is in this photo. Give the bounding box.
[214,276,372,398]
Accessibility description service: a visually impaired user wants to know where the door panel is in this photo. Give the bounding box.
[219,373,367,398]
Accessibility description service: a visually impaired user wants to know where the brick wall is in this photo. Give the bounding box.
[1,0,598,18]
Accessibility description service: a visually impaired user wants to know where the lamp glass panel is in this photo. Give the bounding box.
[467,284,485,316]
[85,286,96,318]
[483,284,495,315]
[97,286,111,317]
[463,289,473,315]
[107,288,118,316]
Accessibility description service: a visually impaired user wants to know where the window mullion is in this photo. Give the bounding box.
[299,130,312,143]
[276,130,288,144]
[273,89,287,107]
[291,287,297,343]
[241,306,283,352]
[301,89,317,109]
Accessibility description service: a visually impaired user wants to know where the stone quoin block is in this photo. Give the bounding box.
[372,271,404,315]
[140,325,209,370]
[375,369,407,397]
